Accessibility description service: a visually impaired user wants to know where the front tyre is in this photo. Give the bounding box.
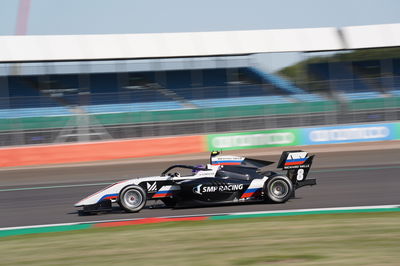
[118,185,147,212]
[264,176,293,203]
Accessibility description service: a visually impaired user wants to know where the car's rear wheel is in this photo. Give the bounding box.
[118,185,147,212]
[264,175,293,203]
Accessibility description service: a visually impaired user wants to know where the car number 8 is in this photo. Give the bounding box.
[296,169,304,181]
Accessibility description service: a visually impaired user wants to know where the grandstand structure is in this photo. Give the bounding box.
[0,23,400,146]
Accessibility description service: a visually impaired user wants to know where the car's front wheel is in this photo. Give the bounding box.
[264,175,293,203]
[118,185,147,212]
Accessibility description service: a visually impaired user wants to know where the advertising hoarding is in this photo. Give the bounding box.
[207,129,300,151]
[302,123,395,145]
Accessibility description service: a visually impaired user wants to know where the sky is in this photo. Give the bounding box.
[1,0,399,70]
[1,0,400,35]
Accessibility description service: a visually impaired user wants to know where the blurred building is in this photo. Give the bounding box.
[0,24,399,146]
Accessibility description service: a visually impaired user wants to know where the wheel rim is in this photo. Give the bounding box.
[270,180,289,199]
[122,189,143,209]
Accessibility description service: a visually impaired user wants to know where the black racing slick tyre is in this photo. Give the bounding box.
[118,185,147,213]
[264,175,293,203]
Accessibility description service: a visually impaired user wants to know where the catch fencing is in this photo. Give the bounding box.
[1,100,400,147]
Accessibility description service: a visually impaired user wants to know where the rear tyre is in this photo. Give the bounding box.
[118,185,147,213]
[264,175,293,203]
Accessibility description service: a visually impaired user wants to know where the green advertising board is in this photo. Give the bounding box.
[207,128,300,151]
[396,123,400,140]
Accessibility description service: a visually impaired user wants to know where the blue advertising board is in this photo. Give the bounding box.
[302,123,395,145]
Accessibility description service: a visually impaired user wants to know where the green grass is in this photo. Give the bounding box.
[1,212,400,265]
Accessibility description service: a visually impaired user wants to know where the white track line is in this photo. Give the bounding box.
[0,182,113,192]
[231,204,400,215]
[1,204,399,231]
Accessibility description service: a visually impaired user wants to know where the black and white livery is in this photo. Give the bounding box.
[75,150,316,214]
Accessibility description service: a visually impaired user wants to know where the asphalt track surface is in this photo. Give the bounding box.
[0,147,399,228]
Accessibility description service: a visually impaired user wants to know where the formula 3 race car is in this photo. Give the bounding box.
[75,150,316,214]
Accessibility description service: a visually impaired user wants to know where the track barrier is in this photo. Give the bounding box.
[0,135,205,167]
[1,122,399,167]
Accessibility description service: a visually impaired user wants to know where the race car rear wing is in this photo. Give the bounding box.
[210,151,274,168]
[277,150,316,189]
